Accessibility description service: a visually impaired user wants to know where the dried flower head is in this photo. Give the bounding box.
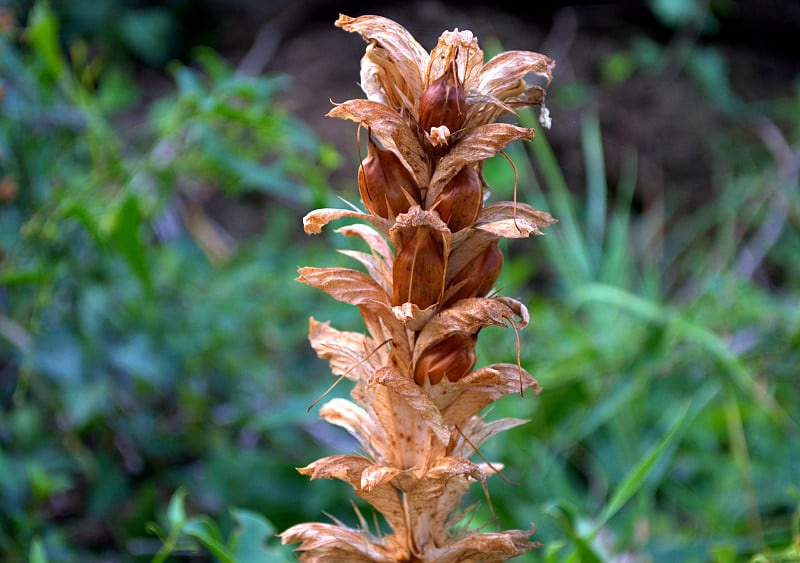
[281,13,556,562]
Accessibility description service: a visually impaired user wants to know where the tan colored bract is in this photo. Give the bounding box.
[280,14,557,562]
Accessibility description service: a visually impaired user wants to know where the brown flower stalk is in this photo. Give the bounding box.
[280,14,556,562]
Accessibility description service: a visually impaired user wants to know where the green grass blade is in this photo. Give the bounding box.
[589,381,719,538]
[519,110,594,285]
[582,111,607,264]
[572,283,795,428]
[29,538,49,563]
[599,148,639,288]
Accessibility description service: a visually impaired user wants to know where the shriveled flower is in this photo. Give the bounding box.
[281,13,557,563]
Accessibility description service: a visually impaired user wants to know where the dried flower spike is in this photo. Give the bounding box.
[281,13,557,562]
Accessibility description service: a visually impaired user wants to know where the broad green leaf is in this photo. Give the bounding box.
[230,508,283,562]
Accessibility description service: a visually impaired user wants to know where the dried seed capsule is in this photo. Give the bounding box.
[418,60,466,135]
[392,226,444,309]
[444,242,503,307]
[414,334,477,385]
[434,165,482,232]
[358,136,420,219]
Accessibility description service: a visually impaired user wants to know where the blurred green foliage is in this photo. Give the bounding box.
[1,1,799,562]
[0,2,348,561]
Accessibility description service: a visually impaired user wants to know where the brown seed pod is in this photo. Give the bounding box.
[392,226,445,309]
[418,59,466,135]
[358,134,420,219]
[433,165,482,232]
[414,333,477,385]
[443,241,504,307]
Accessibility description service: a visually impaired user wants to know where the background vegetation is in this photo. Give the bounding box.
[1,1,798,562]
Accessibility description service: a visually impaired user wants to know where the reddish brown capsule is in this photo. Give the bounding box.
[414,334,477,385]
[392,227,444,310]
[443,242,503,307]
[434,165,482,232]
[358,136,420,219]
[418,60,466,135]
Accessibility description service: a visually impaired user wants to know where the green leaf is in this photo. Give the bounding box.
[183,516,235,563]
[29,538,49,563]
[117,7,175,66]
[166,487,188,529]
[107,193,152,292]
[27,0,67,82]
[230,508,277,561]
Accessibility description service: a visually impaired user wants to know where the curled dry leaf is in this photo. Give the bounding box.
[303,206,393,236]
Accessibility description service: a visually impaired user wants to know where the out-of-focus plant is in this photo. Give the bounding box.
[145,488,295,563]
[0,2,342,561]
[473,46,800,562]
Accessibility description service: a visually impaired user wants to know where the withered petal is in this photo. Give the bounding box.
[299,454,371,482]
[360,463,402,491]
[427,29,482,88]
[392,301,439,331]
[407,457,485,551]
[338,249,392,293]
[301,454,409,538]
[336,223,394,265]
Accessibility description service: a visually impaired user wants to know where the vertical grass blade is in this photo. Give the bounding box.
[588,380,719,538]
